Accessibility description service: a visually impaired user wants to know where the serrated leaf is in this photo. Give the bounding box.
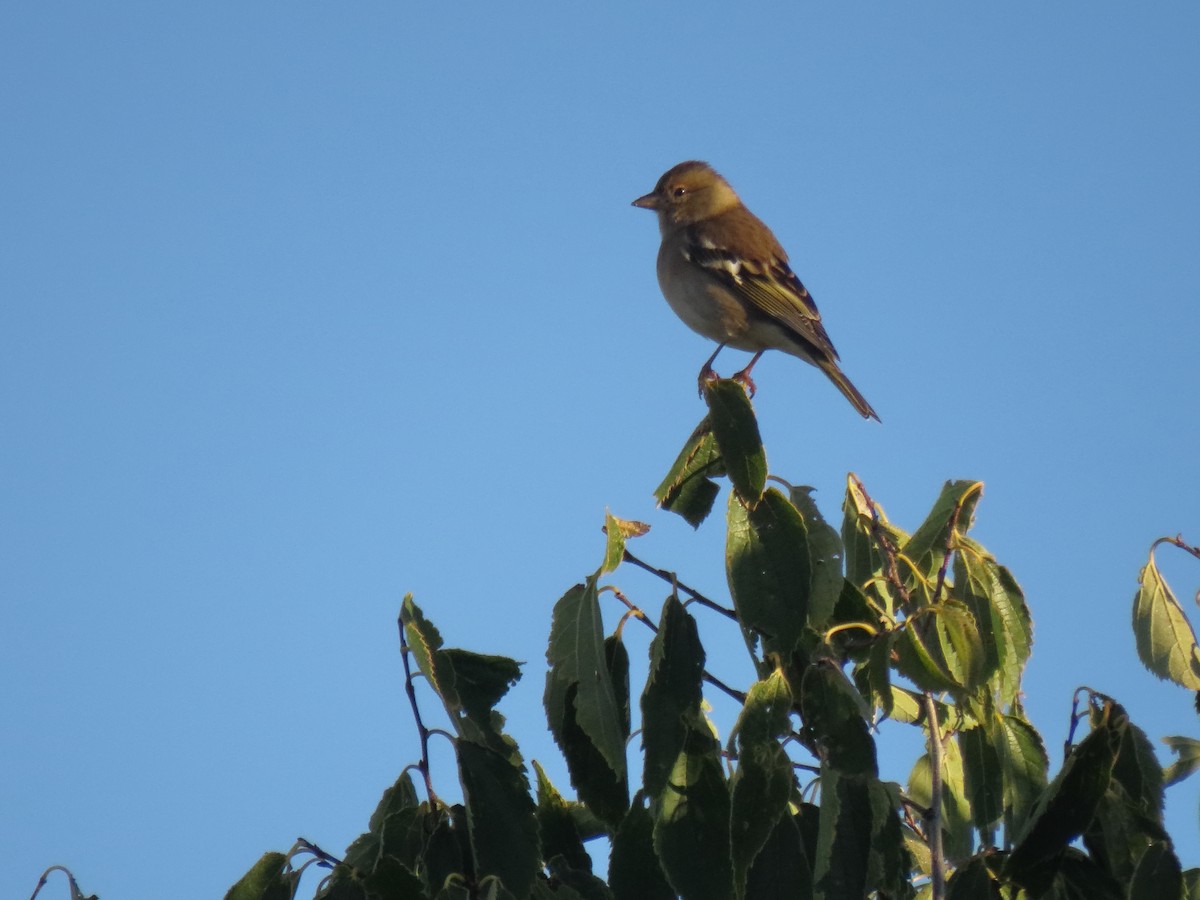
[609,793,674,900]
[1005,709,1121,892]
[641,596,706,799]
[954,541,1032,707]
[959,724,1004,833]
[1129,841,1183,900]
[652,712,734,900]
[812,770,871,900]
[744,813,813,900]
[401,597,458,709]
[457,739,540,899]
[789,485,846,630]
[800,664,877,777]
[546,579,627,779]
[841,476,908,618]
[1133,549,1200,689]
[730,673,796,898]
[703,378,766,505]
[726,488,813,660]
[995,713,1048,840]
[544,628,630,828]
[440,649,522,725]
[902,480,983,579]
[654,416,724,527]
[533,761,592,874]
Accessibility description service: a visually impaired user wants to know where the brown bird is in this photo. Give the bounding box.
[633,160,878,420]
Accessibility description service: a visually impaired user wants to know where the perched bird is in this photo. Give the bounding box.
[632,160,879,421]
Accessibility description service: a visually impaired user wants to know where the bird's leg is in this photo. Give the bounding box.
[697,344,726,396]
[731,351,765,398]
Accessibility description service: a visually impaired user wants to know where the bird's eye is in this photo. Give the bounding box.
[672,186,687,198]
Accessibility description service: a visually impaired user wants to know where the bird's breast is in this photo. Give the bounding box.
[656,244,760,350]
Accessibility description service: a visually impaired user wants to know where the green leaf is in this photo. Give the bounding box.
[1005,707,1122,892]
[440,650,522,726]
[812,770,871,900]
[224,852,297,900]
[401,597,457,709]
[1183,866,1200,900]
[945,854,1001,899]
[744,813,813,900]
[909,743,973,862]
[789,485,846,630]
[995,712,1048,840]
[652,711,735,900]
[641,596,706,799]
[1107,703,1165,822]
[654,416,725,527]
[423,808,472,895]
[703,378,767,505]
[901,480,983,580]
[1129,842,1183,900]
[730,673,796,898]
[533,761,592,875]
[457,739,540,899]
[894,602,984,696]
[544,617,630,828]
[1163,735,1200,786]
[841,475,908,618]
[1048,847,1123,899]
[959,724,1003,833]
[546,579,628,779]
[1133,547,1200,689]
[799,664,877,777]
[601,512,649,576]
[954,539,1032,707]
[367,771,421,835]
[726,488,813,660]
[608,793,674,900]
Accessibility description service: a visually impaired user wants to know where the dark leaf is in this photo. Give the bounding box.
[457,740,540,899]
[608,793,674,900]
[654,416,724,528]
[726,488,812,660]
[641,596,705,799]
[744,813,813,900]
[703,378,766,505]
[545,579,627,779]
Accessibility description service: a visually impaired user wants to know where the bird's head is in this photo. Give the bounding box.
[632,160,741,228]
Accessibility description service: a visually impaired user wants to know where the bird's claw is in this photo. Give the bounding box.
[697,366,721,397]
[731,369,757,398]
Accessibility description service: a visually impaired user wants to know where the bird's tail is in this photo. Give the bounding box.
[822,361,880,422]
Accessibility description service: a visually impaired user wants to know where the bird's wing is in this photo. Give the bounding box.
[685,232,840,361]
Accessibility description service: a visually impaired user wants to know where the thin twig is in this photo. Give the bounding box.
[398,615,440,806]
[923,693,946,900]
[621,548,738,621]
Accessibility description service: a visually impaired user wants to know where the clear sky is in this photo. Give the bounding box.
[3,4,1198,898]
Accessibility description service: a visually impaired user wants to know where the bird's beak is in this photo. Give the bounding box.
[631,191,660,211]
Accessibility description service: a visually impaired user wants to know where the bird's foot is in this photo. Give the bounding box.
[731,368,757,398]
[697,366,721,397]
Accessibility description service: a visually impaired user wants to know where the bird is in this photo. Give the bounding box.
[632,160,879,421]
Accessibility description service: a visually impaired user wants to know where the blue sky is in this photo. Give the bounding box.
[3,4,1198,897]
